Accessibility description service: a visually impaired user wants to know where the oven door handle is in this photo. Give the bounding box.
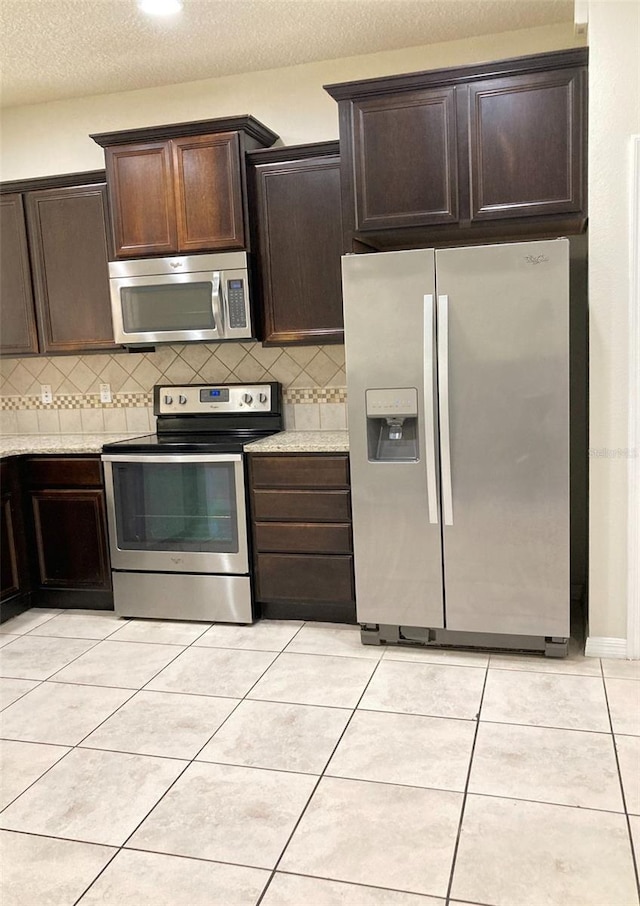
[101,454,243,464]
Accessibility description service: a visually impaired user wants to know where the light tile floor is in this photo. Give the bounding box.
[0,607,639,906]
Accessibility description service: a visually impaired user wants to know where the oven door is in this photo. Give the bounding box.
[102,454,248,574]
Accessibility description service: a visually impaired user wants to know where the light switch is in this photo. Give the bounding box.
[40,384,53,404]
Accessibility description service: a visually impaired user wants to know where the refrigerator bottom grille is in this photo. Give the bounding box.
[360,624,569,658]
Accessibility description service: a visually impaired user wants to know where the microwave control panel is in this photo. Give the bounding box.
[155,383,273,415]
[227,279,248,329]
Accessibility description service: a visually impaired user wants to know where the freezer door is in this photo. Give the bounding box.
[435,239,570,637]
[342,248,444,628]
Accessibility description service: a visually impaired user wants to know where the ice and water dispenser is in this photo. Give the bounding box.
[365,388,419,462]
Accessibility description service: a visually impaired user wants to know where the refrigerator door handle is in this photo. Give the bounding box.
[423,294,438,525]
[438,294,454,526]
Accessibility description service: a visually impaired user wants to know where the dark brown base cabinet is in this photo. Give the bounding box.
[23,456,113,610]
[249,453,356,623]
[0,459,31,623]
[325,48,587,251]
[248,142,344,346]
[0,172,119,357]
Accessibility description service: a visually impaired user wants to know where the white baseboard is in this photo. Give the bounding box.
[585,637,629,659]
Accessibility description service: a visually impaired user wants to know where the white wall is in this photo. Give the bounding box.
[0,23,581,180]
[588,1,640,642]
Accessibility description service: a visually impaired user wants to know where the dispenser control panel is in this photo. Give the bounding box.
[365,388,418,418]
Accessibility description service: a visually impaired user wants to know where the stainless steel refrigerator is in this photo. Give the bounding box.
[343,239,572,656]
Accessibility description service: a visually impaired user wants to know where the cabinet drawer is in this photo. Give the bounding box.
[252,489,351,523]
[254,522,352,554]
[250,454,349,489]
[255,553,354,604]
[25,457,102,488]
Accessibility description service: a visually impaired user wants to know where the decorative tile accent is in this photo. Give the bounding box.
[0,393,153,411]
[0,388,346,411]
[284,387,347,404]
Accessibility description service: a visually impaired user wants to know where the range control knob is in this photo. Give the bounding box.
[179,395,187,405]
[164,395,173,405]
[242,393,253,405]
[258,393,268,404]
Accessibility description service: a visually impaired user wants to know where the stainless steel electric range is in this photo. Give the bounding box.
[101,382,282,623]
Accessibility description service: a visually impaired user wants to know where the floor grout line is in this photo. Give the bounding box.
[600,658,640,902]
[444,661,490,906]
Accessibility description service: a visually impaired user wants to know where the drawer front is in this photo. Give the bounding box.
[250,454,349,489]
[252,489,351,523]
[25,457,102,488]
[254,522,352,554]
[256,553,355,604]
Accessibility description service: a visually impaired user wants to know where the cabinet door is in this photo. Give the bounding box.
[468,68,586,222]
[25,185,118,353]
[0,194,39,356]
[172,133,245,252]
[105,142,178,257]
[351,88,459,231]
[30,489,111,590]
[1,494,19,601]
[1,462,22,602]
[253,156,343,344]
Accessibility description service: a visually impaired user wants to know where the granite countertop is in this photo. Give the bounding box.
[0,433,145,458]
[0,430,350,458]
[244,430,349,453]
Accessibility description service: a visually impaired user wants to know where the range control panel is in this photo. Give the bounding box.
[155,383,274,415]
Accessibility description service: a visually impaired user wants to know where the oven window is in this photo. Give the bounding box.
[121,283,215,333]
[111,461,239,553]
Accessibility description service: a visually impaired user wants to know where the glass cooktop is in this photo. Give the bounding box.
[101,431,277,455]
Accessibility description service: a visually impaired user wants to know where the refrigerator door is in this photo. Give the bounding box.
[342,248,444,628]
[436,239,570,637]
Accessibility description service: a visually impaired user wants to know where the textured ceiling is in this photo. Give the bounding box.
[0,0,573,109]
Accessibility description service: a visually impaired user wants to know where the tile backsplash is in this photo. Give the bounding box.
[0,342,347,434]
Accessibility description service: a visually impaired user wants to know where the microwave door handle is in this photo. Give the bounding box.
[219,272,231,334]
[211,272,223,336]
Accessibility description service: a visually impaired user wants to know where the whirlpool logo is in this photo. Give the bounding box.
[524,255,550,265]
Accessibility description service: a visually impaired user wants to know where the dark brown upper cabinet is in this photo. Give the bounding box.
[325,48,587,250]
[351,88,459,232]
[0,194,39,356]
[0,172,119,357]
[467,68,584,223]
[91,116,279,259]
[248,142,344,346]
[26,184,116,354]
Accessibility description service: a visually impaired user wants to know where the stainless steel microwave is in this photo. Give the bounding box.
[108,251,254,346]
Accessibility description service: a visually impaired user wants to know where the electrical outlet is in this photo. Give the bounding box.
[100,383,112,403]
[40,384,53,404]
